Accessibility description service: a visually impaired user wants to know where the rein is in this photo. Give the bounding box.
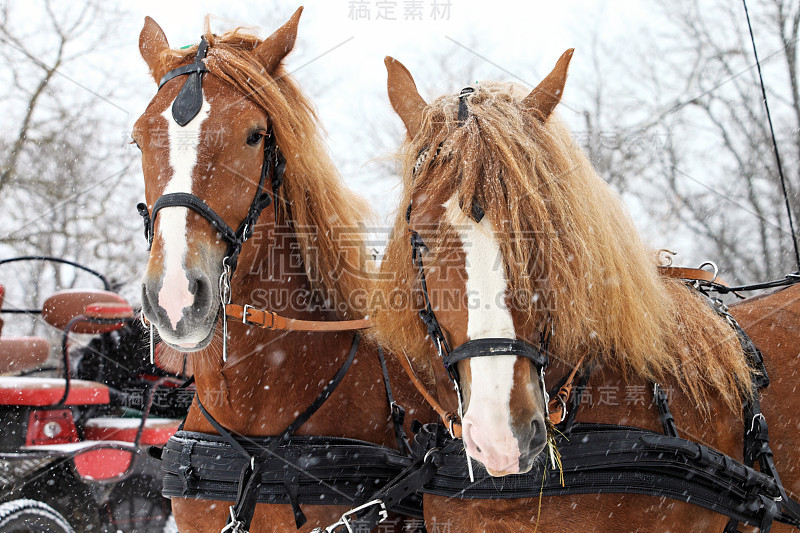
[225,304,372,332]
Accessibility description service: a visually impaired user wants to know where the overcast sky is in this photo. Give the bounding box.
[11,0,784,268]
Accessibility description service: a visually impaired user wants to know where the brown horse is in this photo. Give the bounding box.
[372,50,800,531]
[134,10,432,532]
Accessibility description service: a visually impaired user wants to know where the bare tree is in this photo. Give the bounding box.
[0,0,141,334]
[572,0,800,283]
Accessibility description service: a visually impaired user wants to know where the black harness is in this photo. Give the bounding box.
[160,430,422,518]
[312,296,800,533]
[136,36,285,274]
[158,335,412,532]
[409,228,549,383]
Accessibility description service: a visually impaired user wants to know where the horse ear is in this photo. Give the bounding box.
[523,48,574,122]
[254,7,303,74]
[385,57,427,139]
[139,17,170,84]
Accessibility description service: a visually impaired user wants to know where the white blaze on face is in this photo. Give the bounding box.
[443,197,520,471]
[157,98,212,330]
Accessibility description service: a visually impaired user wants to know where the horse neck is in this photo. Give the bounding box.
[188,217,359,435]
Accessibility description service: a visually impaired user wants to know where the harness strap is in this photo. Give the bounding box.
[558,364,594,434]
[659,266,730,287]
[159,36,209,126]
[457,87,475,126]
[662,266,800,295]
[151,193,242,248]
[445,337,548,369]
[314,460,437,533]
[418,422,799,528]
[546,354,586,425]
[377,347,411,454]
[161,430,424,517]
[653,383,679,438]
[703,292,800,532]
[734,379,800,532]
[192,401,264,533]
[279,334,360,441]
[136,132,278,274]
[225,304,373,332]
[193,334,361,532]
[394,349,462,439]
[409,231,452,364]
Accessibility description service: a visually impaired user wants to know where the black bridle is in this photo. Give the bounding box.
[408,228,549,385]
[136,36,286,274]
[406,86,549,387]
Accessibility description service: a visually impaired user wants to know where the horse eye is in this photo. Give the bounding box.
[246,131,264,146]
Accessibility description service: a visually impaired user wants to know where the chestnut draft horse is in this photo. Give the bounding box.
[134,9,432,532]
[372,50,800,531]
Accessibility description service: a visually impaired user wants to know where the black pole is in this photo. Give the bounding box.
[742,0,800,271]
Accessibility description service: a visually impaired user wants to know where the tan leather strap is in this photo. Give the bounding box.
[547,354,586,425]
[395,351,462,439]
[659,266,730,287]
[225,304,373,332]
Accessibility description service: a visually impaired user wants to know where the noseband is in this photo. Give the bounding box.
[407,86,550,387]
[136,36,286,274]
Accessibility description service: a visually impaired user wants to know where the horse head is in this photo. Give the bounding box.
[133,10,302,351]
[380,50,575,476]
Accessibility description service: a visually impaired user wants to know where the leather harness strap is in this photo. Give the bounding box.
[394,350,462,439]
[547,354,586,425]
[225,304,373,332]
[198,334,361,532]
[377,347,412,454]
[659,266,730,286]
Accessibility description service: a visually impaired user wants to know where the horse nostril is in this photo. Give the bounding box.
[192,275,209,307]
[527,418,547,455]
[531,418,544,437]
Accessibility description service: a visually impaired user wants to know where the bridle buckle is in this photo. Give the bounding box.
[241,304,260,327]
[240,305,276,329]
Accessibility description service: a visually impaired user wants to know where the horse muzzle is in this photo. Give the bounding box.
[141,266,219,351]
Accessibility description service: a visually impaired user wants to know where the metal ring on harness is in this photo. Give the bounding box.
[698,261,720,285]
[751,412,766,433]
[312,500,388,533]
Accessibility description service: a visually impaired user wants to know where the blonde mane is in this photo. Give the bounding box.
[373,81,751,409]
[160,25,372,318]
